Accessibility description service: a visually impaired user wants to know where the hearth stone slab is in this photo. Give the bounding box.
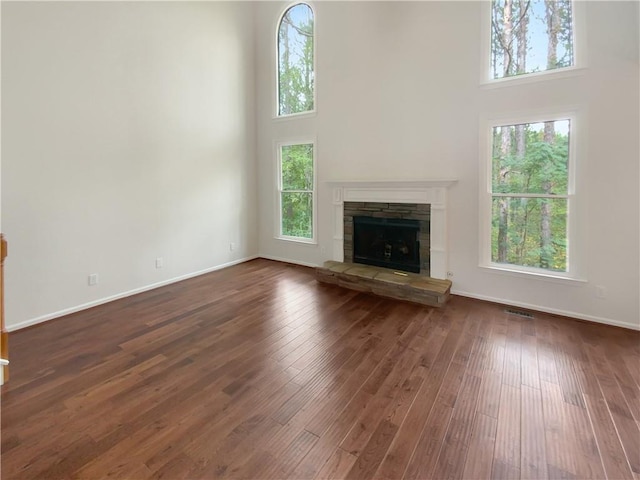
[316,261,451,307]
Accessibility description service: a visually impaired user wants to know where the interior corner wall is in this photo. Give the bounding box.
[1,1,258,330]
[255,1,640,330]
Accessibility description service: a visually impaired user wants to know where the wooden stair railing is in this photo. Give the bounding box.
[1,234,8,382]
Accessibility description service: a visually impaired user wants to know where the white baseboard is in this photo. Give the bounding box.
[6,255,259,332]
[451,288,640,331]
[258,254,319,269]
[9,258,636,333]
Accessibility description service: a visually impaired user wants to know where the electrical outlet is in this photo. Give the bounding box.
[446,271,454,278]
[230,242,235,252]
[596,285,607,299]
[88,273,99,286]
[155,257,164,269]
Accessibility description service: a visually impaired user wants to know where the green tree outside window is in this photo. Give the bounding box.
[491,0,574,80]
[280,144,314,239]
[491,120,570,271]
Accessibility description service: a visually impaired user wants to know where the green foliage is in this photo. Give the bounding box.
[492,123,569,195]
[282,144,313,191]
[278,4,314,116]
[281,192,313,238]
[491,121,570,271]
[281,144,313,239]
[491,197,567,270]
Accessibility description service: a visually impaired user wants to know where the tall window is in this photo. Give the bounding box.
[278,142,315,241]
[491,0,574,80]
[277,3,315,116]
[486,118,573,273]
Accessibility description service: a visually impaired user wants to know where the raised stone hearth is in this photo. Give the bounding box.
[316,261,452,307]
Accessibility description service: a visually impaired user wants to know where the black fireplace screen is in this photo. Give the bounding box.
[353,216,420,273]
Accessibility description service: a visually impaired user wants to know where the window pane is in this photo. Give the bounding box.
[491,0,574,79]
[278,4,314,115]
[492,120,569,195]
[281,144,313,191]
[491,196,567,271]
[281,192,313,238]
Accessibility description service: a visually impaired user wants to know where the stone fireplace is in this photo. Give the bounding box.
[329,180,456,280]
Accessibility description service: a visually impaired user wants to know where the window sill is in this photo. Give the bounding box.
[273,110,317,122]
[276,235,317,246]
[479,263,587,286]
[480,66,587,90]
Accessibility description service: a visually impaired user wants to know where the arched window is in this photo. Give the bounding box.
[277,3,314,116]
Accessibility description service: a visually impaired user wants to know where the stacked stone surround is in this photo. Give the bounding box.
[343,202,431,276]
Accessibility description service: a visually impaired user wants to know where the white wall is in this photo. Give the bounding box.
[255,1,640,329]
[3,1,638,332]
[2,2,258,330]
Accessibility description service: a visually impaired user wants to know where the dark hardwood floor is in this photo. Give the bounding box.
[2,259,639,479]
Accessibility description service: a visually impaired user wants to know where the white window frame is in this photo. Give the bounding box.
[478,110,586,282]
[479,0,587,88]
[276,139,317,244]
[275,2,317,120]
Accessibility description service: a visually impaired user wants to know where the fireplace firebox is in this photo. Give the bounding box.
[343,202,431,275]
[353,216,420,273]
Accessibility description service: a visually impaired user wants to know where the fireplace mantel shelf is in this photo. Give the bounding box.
[326,179,458,188]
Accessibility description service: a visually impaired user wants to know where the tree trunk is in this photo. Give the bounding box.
[498,126,511,263]
[279,17,290,115]
[516,0,529,74]
[540,0,559,269]
[545,0,559,69]
[503,0,514,76]
[514,0,528,159]
[519,200,532,264]
[496,1,514,263]
[540,122,555,269]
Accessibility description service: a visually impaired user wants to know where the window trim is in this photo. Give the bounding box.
[275,138,317,244]
[275,2,317,119]
[478,110,585,281]
[479,0,587,87]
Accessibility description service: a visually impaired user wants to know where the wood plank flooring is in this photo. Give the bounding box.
[2,258,639,479]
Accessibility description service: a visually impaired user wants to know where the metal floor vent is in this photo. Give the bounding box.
[505,308,534,319]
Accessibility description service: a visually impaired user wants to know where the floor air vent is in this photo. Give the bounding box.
[505,308,534,318]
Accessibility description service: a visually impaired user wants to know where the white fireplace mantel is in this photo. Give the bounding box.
[328,179,457,280]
